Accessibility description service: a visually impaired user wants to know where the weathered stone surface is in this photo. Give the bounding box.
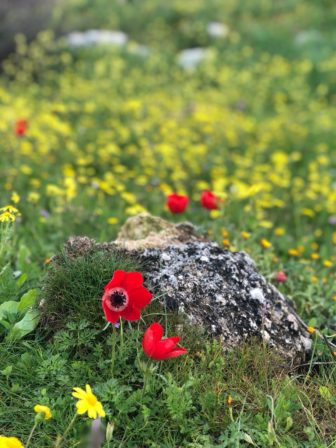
[65,214,311,361]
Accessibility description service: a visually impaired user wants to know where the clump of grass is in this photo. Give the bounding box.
[2,323,336,446]
[40,248,141,331]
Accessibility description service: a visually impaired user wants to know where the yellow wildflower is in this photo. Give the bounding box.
[72,384,106,419]
[0,436,24,448]
[260,238,272,249]
[210,210,221,219]
[227,395,233,406]
[10,192,20,204]
[260,220,273,229]
[222,239,230,247]
[34,404,52,420]
[241,231,251,239]
[27,192,40,204]
[0,205,19,214]
[0,212,14,223]
[323,260,333,268]
[310,253,320,260]
[274,227,285,236]
[107,217,119,225]
[302,208,315,217]
[307,326,316,334]
[288,248,299,257]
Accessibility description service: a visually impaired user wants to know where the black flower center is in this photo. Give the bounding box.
[107,287,129,312]
[110,291,127,308]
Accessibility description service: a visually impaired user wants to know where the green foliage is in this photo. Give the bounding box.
[0,289,39,341]
[0,224,40,341]
[1,319,336,447]
[41,249,141,331]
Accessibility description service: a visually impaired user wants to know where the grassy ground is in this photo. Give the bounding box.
[1,0,336,446]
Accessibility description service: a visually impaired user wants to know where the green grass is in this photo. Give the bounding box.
[40,247,141,332]
[0,248,335,447]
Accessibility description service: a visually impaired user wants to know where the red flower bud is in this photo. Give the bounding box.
[166,193,189,214]
[15,119,28,137]
[142,322,187,360]
[200,190,218,210]
[275,271,287,283]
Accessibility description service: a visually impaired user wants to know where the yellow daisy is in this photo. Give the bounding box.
[34,404,52,420]
[72,384,106,419]
[0,436,24,448]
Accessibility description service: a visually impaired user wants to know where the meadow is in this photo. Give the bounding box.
[1,0,336,446]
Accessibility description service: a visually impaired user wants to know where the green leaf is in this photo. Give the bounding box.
[6,309,40,341]
[319,386,332,402]
[0,265,17,303]
[242,433,257,446]
[1,365,12,377]
[18,289,38,313]
[16,272,27,287]
[0,301,19,320]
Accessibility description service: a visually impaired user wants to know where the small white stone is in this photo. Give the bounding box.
[178,48,208,69]
[250,287,265,303]
[261,330,271,343]
[67,30,128,48]
[207,22,230,38]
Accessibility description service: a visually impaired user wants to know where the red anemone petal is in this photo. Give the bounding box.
[104,270,127,291]
[128,286,153,308]
[142,323,164,356]
[162,348,188,359]
[147,322,164,341]
[122,272,144,290]
[119,306,141,321]
[157,337,180,353]
[102,301,120,323]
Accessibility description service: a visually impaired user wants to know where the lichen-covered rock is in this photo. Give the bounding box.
[65,214,311,362]
[115,213,204,250]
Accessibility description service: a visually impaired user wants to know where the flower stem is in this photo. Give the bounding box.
[120,318,124,355]
[141,359,151,399]
[110,324,117,377]
[25,421,38,448]
[54,414,77,448]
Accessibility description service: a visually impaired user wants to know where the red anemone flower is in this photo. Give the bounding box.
[166,193,189,214]
[15,119,28,137]
[102,270,152,323]
[200,190,218,210]
[142,322,187,360]
[275,271,287,283]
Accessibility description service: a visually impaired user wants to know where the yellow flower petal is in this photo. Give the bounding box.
[34,404,52,420]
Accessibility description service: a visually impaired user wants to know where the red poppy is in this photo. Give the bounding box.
[275,271,287,283]
[142,322,187,360]
[14,119,28,137]
[166,193,189,214]
[102,270,152,323]
[200,191,218,210]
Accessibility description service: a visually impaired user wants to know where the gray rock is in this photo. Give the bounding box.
[65,214,311,362]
